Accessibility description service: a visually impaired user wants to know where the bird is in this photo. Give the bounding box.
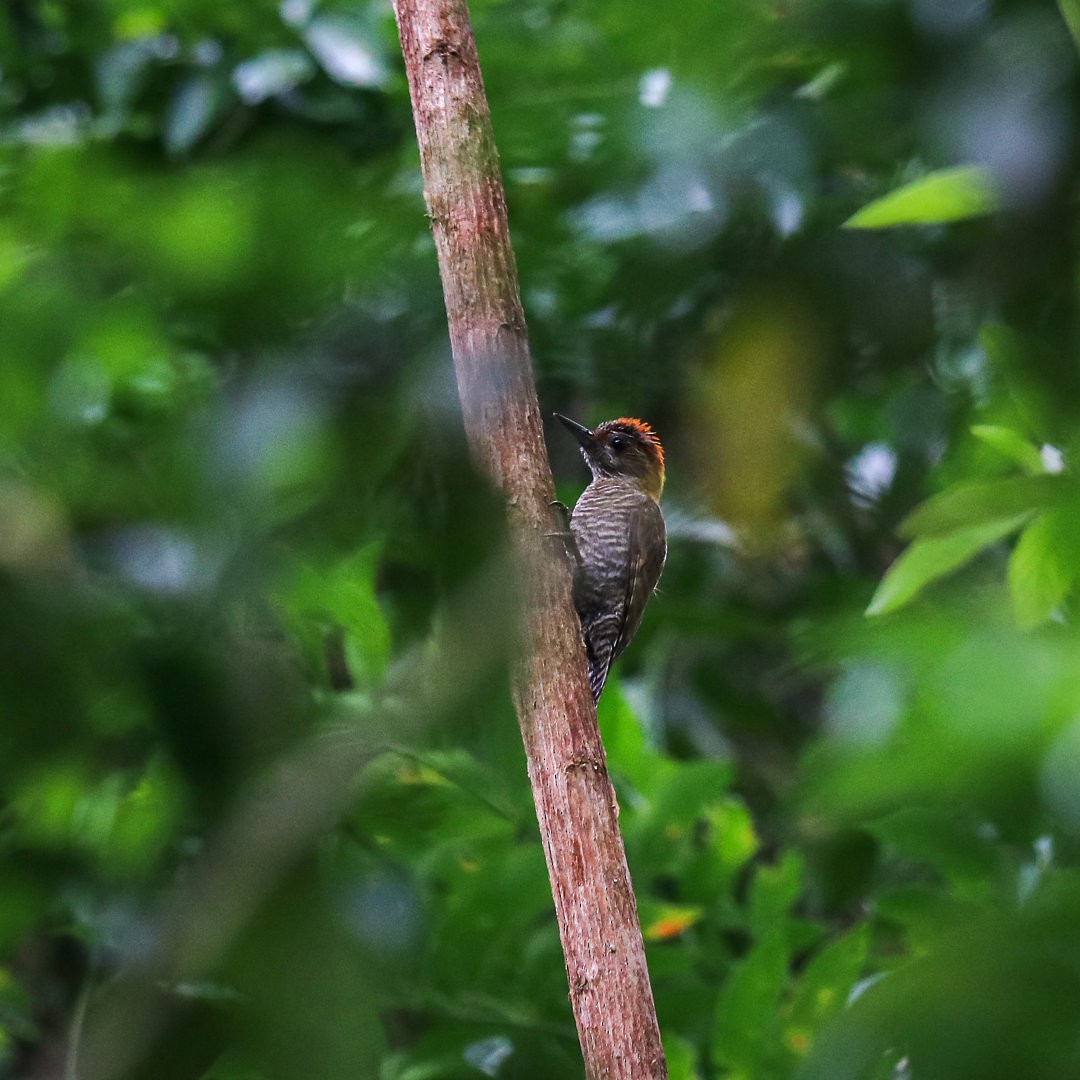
[553,413,667,701]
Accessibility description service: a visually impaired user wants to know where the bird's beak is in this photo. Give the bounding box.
[554,413,595,450]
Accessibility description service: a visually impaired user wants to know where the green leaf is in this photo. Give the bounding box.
[787,925,869,1042]
[980,322,1025,368]
[663,1035,701,1080]
[868,808,1002,887]
[970,425,1046,475]
[626,765,741,892]
[899,476,1063,538]
[871,886,973,953]
[598,683,657,795]
[713,933,789,1075]
[278,544,390,688]
[867,513,1032,616]
[708,796,760,877]
[748,850,803,936]
[1008,508,1079,629]
[350,749,518,860]
[1059,0,1080,53]
[844,165,999,229]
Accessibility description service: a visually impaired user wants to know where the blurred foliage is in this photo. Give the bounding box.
[3,0,1080,1078]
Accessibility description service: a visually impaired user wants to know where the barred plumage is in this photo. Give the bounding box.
[554,414,668,700]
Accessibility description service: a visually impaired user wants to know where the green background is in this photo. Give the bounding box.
[3,1,1080,1077]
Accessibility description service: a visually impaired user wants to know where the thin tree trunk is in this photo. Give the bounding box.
[391,2,667,1077]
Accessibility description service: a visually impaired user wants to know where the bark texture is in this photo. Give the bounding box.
[392,1,667,1076]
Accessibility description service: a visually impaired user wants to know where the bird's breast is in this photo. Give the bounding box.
[570,479,666,582]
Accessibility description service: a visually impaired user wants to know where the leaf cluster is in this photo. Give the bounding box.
[4,1,1080,1079]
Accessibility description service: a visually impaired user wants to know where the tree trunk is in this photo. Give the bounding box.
[391,2,667,1077]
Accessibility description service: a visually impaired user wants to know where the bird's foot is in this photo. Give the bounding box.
[549,499,572,528]
[545,500,581,567]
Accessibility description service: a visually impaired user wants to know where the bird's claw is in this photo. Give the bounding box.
[549,499,571,527]
[546,500,581,568]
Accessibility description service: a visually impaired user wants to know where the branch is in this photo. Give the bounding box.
[391,1,667,1076]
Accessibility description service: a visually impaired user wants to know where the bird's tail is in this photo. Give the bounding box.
[586,646,613,702]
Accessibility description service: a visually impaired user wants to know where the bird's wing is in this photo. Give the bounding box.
[609,499,667,667]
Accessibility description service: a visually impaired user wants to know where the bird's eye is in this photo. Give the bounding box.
[610,435,626,451]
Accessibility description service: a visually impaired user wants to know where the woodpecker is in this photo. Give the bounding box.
[554,413,667,701]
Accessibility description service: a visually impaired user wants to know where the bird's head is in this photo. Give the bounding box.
[554,413,665,500]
